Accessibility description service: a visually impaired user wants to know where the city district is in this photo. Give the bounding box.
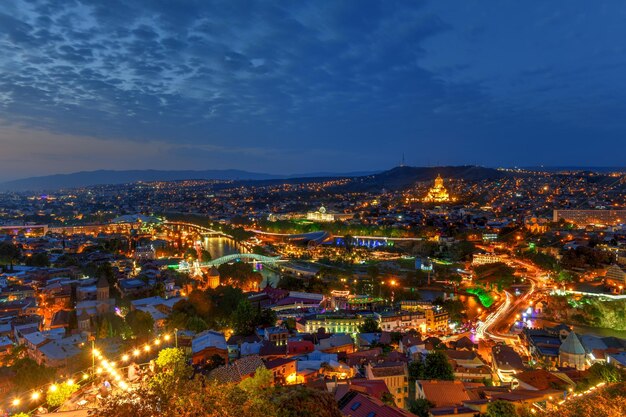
[0,167,625,417]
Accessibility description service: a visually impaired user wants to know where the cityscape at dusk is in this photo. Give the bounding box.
[1,1,626,417]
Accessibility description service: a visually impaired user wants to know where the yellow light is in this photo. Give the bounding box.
[32,391,41,400]
[164,334,171,341]
[122,354,130,362]
[154,339,161,346]
[92,348,100,355]
[67,379,75,386]
[96,367,103,374]
[101,359,109,366]
[144,345,151,352]
[133,349,140,356]
[119,381,128,390]
[12,398,20,406]
[49,384,58,392]
[115,375,122,381]
[82,374,89,380]
[110,362,116,367]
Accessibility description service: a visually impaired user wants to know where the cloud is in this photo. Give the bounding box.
[0,0,626,175]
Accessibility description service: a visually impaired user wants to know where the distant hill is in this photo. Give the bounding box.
[0,169,380,192]
[331,165,513,192]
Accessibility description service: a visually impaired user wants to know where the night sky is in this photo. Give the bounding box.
[1,1,626,180]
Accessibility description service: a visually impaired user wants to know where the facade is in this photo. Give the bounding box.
[425,307,450,332]
[553,209,626,226]
[472,253,503,266]
[304,314,365,334]
[365,362,409,409]
[559,331,586,370]
[206,266,220,289]
[423,175,451,203]
[306,206,335,222]
[377,311,426,333]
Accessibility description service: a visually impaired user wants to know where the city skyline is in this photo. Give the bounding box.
[1,1,626,180]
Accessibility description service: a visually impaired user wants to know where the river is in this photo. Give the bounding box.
[203,236,280,288]
[202,236,239,259]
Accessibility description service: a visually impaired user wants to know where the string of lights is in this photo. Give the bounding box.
[8,330,179,414]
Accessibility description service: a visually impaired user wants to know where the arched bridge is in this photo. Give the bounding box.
[171,253,283,271]
[202,253,282,267]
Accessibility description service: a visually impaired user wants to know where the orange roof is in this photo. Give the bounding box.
[417,380,471,407]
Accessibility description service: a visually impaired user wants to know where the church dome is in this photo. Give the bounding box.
[559,331,585,355]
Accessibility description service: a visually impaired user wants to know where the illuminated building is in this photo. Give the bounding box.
[303,313,364,334]
[423,174,452,203]
[206,266,220,289]
[472,252,503,266]
[424,306,449,332]
[553,209,626,226]
[306,206,335,222]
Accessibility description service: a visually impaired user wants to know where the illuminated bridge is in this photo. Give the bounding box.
[171,253,283,271]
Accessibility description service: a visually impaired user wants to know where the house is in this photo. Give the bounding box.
[287,340,314,356]
[444,350,492,383]
[191,330,228,365]
[266,357,297,385]
[511,369,574,391]
[263,326,289,346]
[491,344,525,383]
[317,333,354,354]
[365,361,408,409]
[415,380,471,408]
[338,390,417,417]
[208,355,266,384]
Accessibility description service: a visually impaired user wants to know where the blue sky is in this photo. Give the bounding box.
[1,0,626,180]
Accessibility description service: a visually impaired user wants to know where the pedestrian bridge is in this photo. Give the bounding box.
[171,253,283,271]
[202,253,282,267]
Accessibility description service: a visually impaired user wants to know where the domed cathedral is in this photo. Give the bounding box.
[559,331,586,370]
[423,174,452,203]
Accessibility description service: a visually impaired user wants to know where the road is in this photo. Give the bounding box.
[475,256,548,351]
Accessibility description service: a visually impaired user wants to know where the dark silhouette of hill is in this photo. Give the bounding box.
[0,169,380,192]
[330,165,513,192]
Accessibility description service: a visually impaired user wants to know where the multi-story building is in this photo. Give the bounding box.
[376,311,426,333]
[553,209,626,227]
[303,313,365,334]
[472,252,503,266]
[424,306,449,332]
[365,361,409,409]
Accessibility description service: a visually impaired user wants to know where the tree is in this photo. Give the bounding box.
[200,249,212,262]
[0,241,21,271]
[424,351,454,380]
[381,392,395,406]
[89,386,162,417]
[486,400,518,417]
[408,360,425,382]
[12,357,56,391]
[26,252,50,267]
[150,348,192,404]
[126,310,154,339]
[408,398,433,417]
[231,300,276,336]
[186,316,209,332]
[272,385,343,417]
[238,366,273,395]
[358,317,381,333]
[46,382,79,407]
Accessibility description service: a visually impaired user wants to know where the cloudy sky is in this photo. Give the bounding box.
[1,0,626,180]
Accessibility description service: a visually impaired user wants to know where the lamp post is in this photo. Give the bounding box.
[175,328,178,348]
